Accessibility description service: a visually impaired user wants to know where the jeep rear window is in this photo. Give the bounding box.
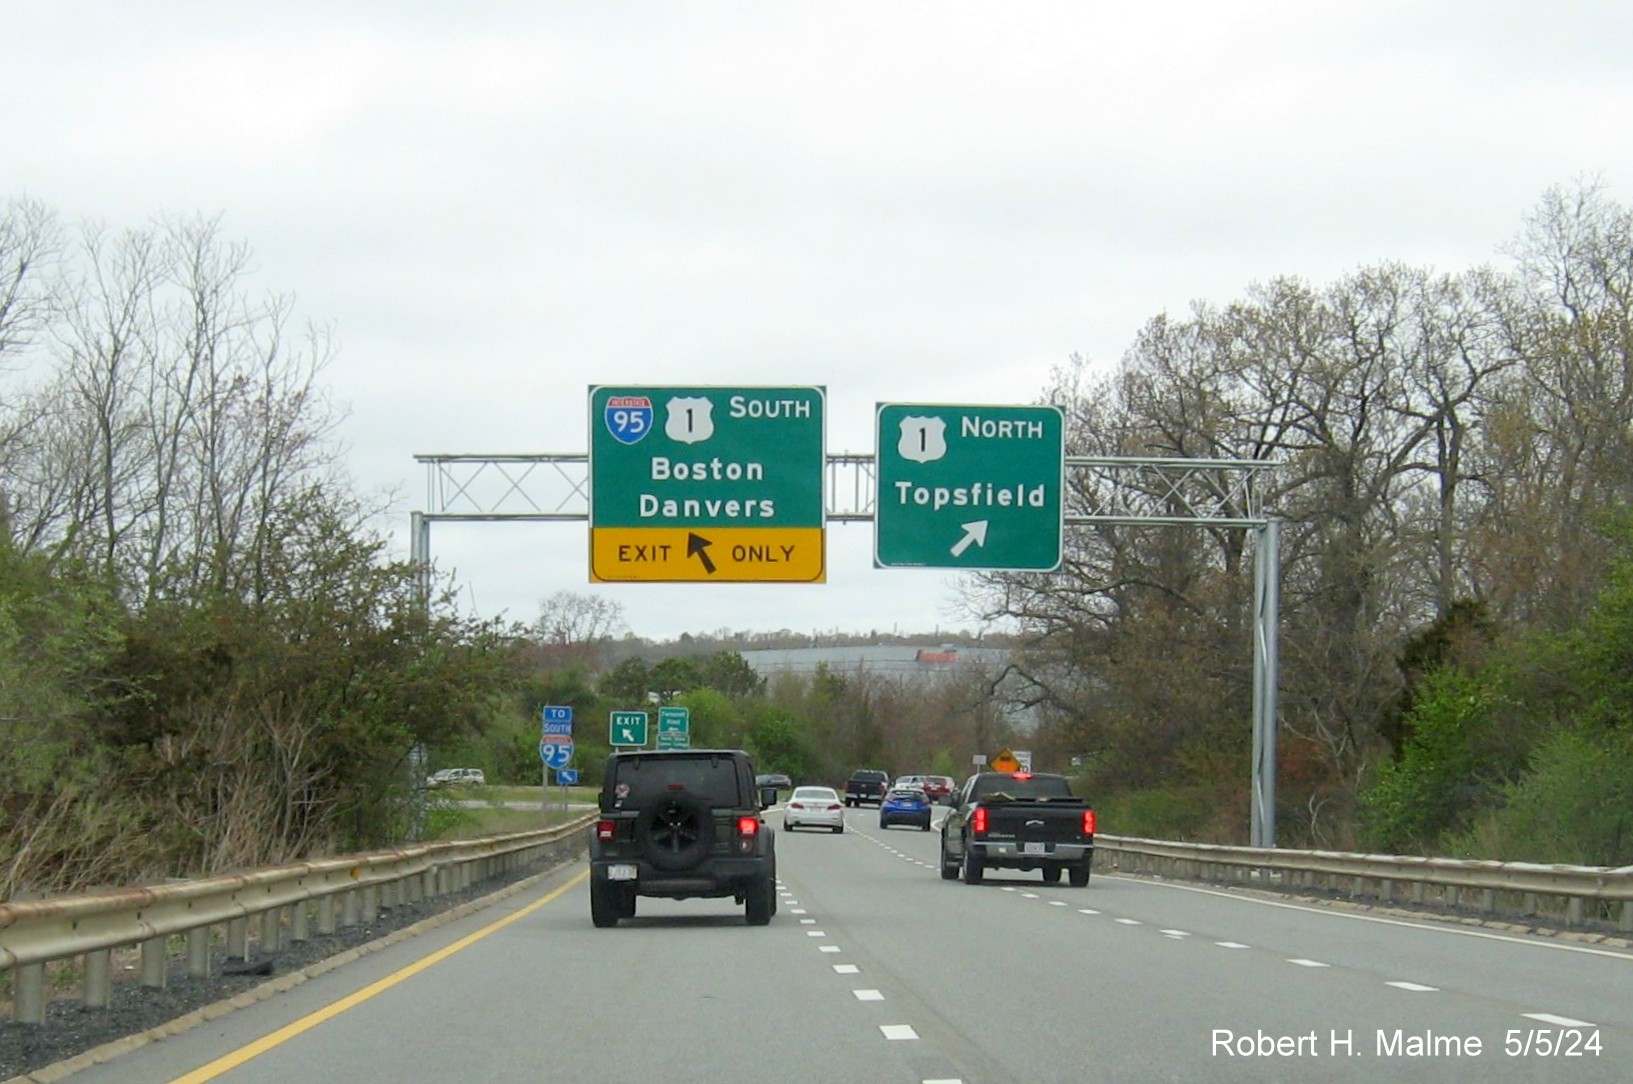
[611,755,743,807]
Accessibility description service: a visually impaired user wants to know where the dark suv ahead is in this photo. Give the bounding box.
[589,749,779,927]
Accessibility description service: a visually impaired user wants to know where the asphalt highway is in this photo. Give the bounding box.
[60,809,1631,1084]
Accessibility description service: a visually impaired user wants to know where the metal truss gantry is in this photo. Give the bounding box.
[412,452,1283,846]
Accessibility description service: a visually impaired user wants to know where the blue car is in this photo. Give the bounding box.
[879,786,933,831]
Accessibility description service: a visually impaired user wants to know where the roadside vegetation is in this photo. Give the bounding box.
[4,180,1632,896]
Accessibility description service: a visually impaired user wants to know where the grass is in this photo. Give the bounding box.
[420,785,598,840]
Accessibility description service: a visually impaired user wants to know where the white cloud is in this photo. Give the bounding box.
[6,0,1631,639]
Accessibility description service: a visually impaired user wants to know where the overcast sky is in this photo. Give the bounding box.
[8,2,1631,641]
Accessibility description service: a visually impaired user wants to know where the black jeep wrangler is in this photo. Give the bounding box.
[588,749,779,927]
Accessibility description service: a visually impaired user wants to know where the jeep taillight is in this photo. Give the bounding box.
[972,807,988,835]
[1083,809,1097,835]
[736,815,760,854]
[595,819,617,842]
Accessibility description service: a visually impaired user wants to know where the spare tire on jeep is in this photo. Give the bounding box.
[637,792,713,872]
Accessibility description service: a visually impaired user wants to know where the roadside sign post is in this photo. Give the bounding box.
[874,403,1063,570]
[555,766,580,814]
[657,706,691,750]
[539,736,575,817]
[610,710,650,747]
[588,386,827,583]
[541,706,574,809]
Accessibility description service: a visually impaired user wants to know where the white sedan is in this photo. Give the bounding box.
[782,786,845,833]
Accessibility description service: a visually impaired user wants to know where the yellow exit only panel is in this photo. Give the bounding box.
[590,527,825,583]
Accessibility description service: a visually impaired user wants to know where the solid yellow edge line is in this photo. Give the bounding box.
[169,869,589,1084]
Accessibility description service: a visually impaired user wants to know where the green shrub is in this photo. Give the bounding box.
[1452,727,1633,866]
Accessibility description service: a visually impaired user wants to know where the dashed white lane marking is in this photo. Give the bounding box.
[854,989,885,1001]
[1288,958,1330,968]
[819,945,842,953]
[1387,981,1437,992]
[1523,1012,1596,1027]
[800,918,816,925]
[806,930,827,938]
[1078,908,1100,915]
[1114,918,1142,926]
[833,964,861,974]
[1216,941,1250,949]
[1160,929,1190,937]
[881,1024,919,1040]
[790,908,807,914]
[1001,887,1018,893]
[1049,900,1069,907]
[1021,892,1040,899]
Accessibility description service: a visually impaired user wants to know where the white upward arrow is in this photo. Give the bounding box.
[951,520,989,558]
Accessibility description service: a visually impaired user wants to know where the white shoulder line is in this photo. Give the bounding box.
[1097,873,1633,961]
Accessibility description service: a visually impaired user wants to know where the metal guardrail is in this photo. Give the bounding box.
[0,814,594,1024]
[1095,834,1633,932]
[5,823,1627,1027]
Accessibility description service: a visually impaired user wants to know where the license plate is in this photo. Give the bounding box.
[1022,842,1048,855]
[608,864,638,881]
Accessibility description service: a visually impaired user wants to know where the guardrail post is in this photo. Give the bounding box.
[227,917,249,959]
[140,935,167,987]
[362,884,379,922]
[1567,896,1584,925]
[317,894,337,935]
[84,948,112,1008]
[14,962,46,1024]
[293,900,310,942]
[343,888,361,928]
[259,908,280,954]
[187,927,210,977]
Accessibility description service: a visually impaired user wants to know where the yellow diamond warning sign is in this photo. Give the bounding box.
[590,527,825,583]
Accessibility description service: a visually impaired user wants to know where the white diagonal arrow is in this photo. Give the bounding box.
[951,520,989,558]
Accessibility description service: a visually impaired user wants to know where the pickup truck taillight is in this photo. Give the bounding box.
[1083,810,1097,835]
[595,819,617,842]
[972,807,988,835]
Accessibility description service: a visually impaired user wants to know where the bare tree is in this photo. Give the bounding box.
[3,213,341,604]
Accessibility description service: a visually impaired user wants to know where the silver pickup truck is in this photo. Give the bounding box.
[938,771,1096,887]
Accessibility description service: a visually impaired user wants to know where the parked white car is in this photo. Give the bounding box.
[427,767,486,788]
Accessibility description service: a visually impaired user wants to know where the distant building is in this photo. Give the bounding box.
[737,643,1011,680]
[738,643,1038,731]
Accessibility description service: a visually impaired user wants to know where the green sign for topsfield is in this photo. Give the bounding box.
[874,403,1063,571]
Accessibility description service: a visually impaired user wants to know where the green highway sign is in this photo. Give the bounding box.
[589,386,827,583]
[874,403,1063,571]
[610,710,649,747]
[657,705,691,750]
